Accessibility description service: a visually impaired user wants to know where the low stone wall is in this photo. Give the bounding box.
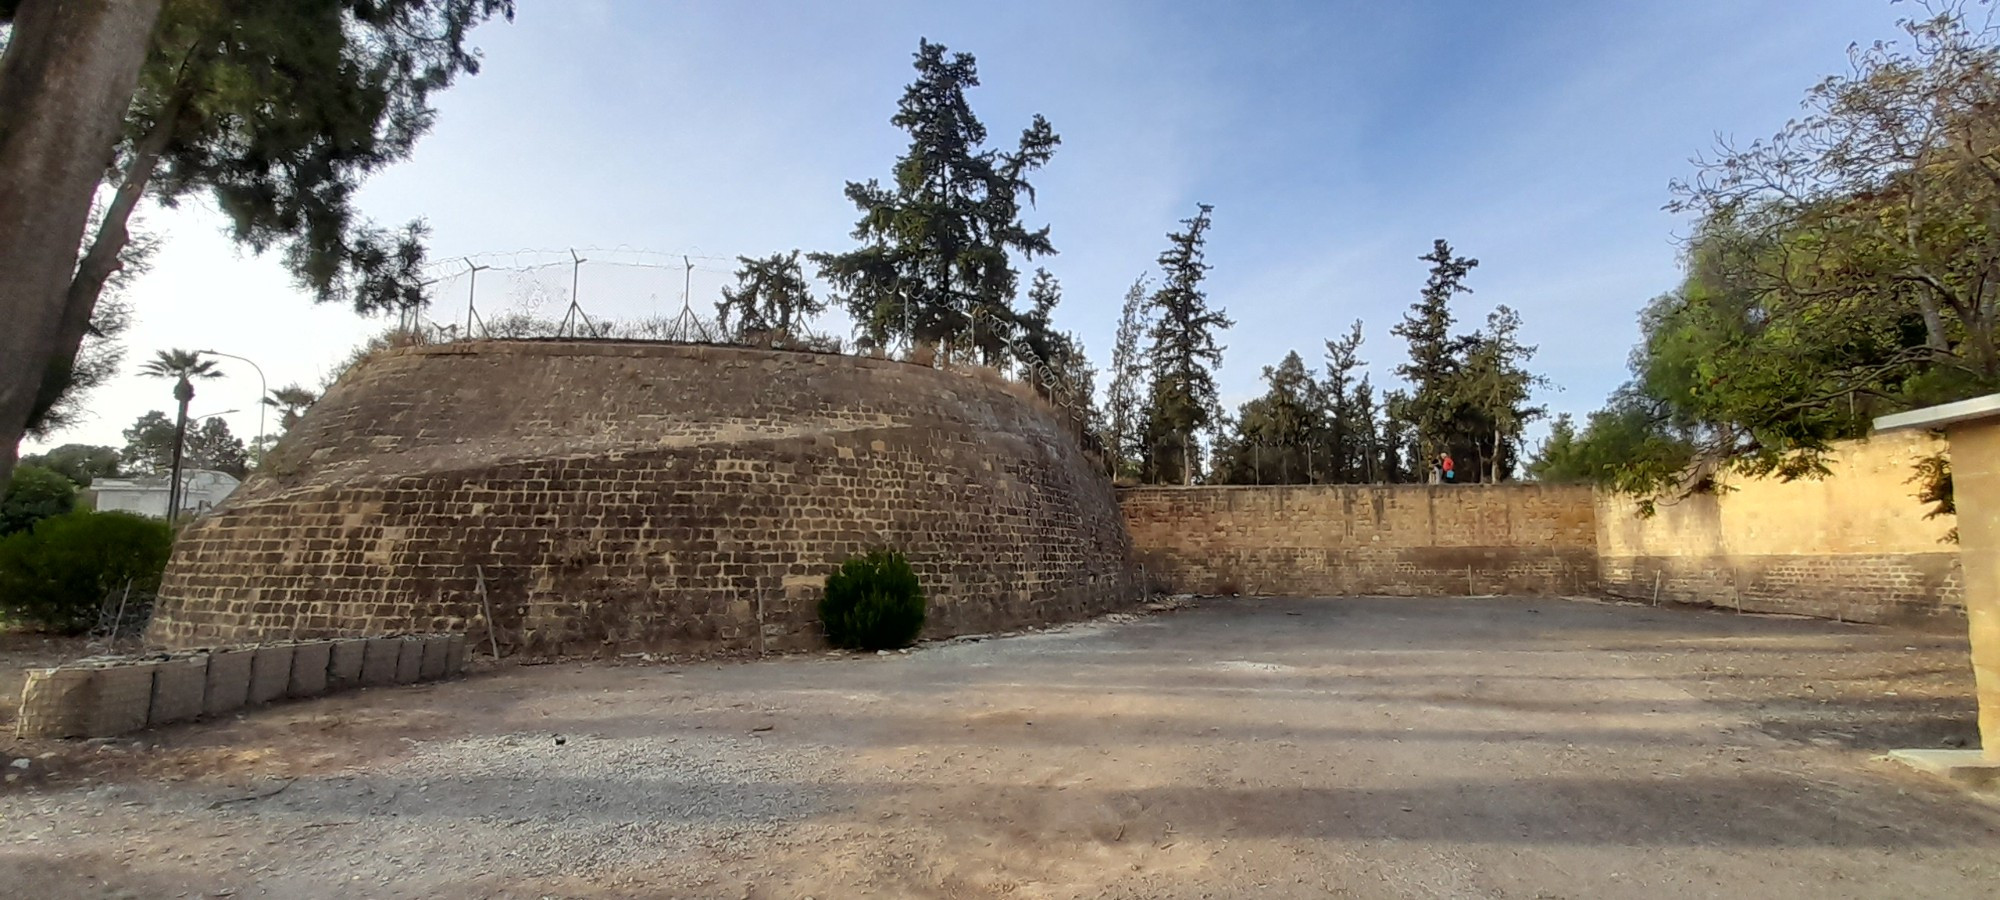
[15,635,467,740]
[1595,432,1962,625]
[1120,484,1599,597]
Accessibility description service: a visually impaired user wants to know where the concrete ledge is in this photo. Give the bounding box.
[248,644,295,705]
[203,648,254,716]
[1887,749,2000,788]
[394,637,425,684]
[150,655,208,726]
[418,636,449,681]
[13,633,472,741]
[359,637,401,686]
[82,660,157,736]
[288,641,332,698]
[445,634,468,674]
[328,638,367,689]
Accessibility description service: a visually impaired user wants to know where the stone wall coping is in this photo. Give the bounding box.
[1875,393,2000,432]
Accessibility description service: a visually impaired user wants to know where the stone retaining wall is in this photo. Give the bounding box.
[1120,484,1600,597]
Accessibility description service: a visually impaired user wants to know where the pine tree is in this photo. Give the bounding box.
[1392,239,1479,475]
[1351,376,1382,482]
[1104,277,1150,480]
[1322,320,1366,482]
[813,39,1059,361]
[1214,350,1322,484]
[1378,390,1414,483]
[717,251,823,339]
[1458,305,1548,481]
[1140,204,1232,484]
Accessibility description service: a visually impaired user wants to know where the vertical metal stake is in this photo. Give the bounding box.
[476,564,501,659]
[755,593,767,657]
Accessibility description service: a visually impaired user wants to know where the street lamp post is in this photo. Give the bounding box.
[198,349,267,457]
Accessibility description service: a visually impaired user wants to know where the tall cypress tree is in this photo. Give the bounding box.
[1140,204,1232,484]
[1391,239,1479,471]
[813,39,1060,362]
[1322,320,1366,482]
[1104,277,1151,479]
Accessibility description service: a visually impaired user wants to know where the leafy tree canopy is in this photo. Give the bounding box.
[19,444,122,488]
[1573,1,2000,508]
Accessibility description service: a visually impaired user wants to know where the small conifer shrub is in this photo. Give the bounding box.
[819,549,926,651]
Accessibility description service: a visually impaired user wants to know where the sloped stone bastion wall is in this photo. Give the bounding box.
[148,341,1141,656]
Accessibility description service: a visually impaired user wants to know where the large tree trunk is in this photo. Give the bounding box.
[36,91,186,424]
[0,0,166,499]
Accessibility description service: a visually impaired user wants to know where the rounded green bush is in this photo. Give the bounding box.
[819,549,927,651]
[1,464,78,535]
[0,510,173,634]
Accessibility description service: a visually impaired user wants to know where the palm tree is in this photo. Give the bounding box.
[262,384,319,432]
[139,349,222,521]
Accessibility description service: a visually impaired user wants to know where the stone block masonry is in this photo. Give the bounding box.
[150,341,1140,657]
[1121,484,1599,597]
[15,636,468,740]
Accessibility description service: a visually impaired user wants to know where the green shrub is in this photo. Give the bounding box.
[819,549,927,651]
[1,465,79,535]
[0,511,173,634]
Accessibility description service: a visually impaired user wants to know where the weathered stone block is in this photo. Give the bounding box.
[418,635,449,681]
[327,638,367,689]
[248,644,295,705]
[360,637,401,686]
[203,648,254,716]
[149,654,209,726]
[394,637,424,684]
[288,641,333,698]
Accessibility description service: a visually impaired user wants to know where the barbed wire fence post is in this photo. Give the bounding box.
[464,258,491,338]
[559,248,593,337]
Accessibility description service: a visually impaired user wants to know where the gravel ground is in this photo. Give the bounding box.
[3,595,1999,898]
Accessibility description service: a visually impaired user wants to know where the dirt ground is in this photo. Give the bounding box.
[3,595,1998,899]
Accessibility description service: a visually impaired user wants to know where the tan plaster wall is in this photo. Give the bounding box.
[1594,431,1962,624]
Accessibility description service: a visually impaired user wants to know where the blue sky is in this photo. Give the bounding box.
[29,0,1915,456]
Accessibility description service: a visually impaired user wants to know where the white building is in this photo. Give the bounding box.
[90,469,242,520]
